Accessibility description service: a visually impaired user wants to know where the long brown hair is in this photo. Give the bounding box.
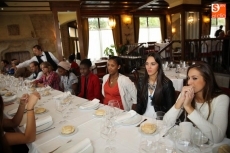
[187,62,222,119]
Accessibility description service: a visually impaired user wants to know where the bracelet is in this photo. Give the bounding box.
[26,109,34,112]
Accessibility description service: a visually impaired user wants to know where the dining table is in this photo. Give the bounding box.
[164,68,187,91]
[2,76,230,153]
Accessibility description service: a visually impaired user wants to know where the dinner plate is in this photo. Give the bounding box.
[59,126,78,137]
[138,123,159,136]
[2,95,17,103]
[121,114,142,126]
[36,120,53,132]
[79,103,100,110]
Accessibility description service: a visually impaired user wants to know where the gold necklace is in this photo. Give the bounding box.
[110,77,118,84]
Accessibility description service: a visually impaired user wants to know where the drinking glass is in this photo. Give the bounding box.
[192,127,214,153]
[107,100,120,120]
[55,99,68,124]
[100,118,117,153]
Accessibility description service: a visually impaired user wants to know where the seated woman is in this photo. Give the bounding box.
[0,92,40,152]
[57,61,78,95]
[102,56,137,111]
[32,62,61,90]
[136,52,175,117]
[78,59,101,100]
[163,62,229,143]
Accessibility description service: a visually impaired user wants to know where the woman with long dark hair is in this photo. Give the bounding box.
[163,62,229,143]
[0,92,40,152]
[136,52,175,117]
[102,56,137,111]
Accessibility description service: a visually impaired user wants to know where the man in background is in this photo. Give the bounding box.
[26,61,43,80]
[14,45,59,71]
[215,25,224,38]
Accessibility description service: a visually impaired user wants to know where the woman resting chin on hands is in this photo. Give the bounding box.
[1,92,40,152]
[163,62,229,143]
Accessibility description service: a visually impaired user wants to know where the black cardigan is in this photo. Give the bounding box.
[136,77,175,115]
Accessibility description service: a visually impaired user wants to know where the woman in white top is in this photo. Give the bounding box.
[102,56,137,111]
[163,62,229,143]
[57,61,78,95]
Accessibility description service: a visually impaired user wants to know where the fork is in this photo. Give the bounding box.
[49,139,72,153]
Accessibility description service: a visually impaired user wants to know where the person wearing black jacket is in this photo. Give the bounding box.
[136,52,175,118]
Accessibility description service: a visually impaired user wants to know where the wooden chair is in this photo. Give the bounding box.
[131,68,140,88]
[220,87,230,138]
[95,61,107,79]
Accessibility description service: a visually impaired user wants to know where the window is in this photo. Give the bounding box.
[138,17,162,43]
[88,18,115,60]
[210,18,225,38]
[69,27,78,37]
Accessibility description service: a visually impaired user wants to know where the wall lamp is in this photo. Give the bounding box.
[123,15,132,29]
[109,16,116,29]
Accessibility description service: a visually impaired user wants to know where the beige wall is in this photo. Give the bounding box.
[0,13,58,60]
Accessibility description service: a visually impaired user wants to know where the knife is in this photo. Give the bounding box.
[162,125,175,137]
[36,127,55,135]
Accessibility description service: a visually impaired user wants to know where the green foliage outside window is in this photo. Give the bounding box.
[139,17,160,28]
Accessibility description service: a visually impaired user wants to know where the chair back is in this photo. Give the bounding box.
[95,61,107,78]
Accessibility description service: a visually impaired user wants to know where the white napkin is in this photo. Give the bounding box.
[115,110,137,123]
[179,73,187,79]
[63,138,93,153]
[24,115,52,128]
[53,91,71,99]
[79,99,100,109]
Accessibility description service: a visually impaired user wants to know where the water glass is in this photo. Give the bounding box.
[192,127,214,153]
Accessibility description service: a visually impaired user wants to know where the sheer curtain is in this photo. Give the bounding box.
[82,18,89,58]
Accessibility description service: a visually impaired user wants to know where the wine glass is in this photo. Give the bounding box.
[192,127,214,153]
[55,99,68,124]
[100,118,117,153]
[107,100,120,120]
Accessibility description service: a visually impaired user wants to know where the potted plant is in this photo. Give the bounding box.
[104,45,115,56]
[116,44,127,55]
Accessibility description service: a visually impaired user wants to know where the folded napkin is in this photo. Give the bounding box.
[115,110,137,123]
[79,99,100,109]
[179,73,187,79]
[53,91,71,99]
[62,138,93,153]
[24,115,52,128]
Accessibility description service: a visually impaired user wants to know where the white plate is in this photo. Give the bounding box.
[138,122,159,136]
[0,89,8,95]
[2,95,17,103]
[79,103,100,110]
[36,120,53,132]
[53,139,94,153]
[121,114,142,125]
[59,126,78,137]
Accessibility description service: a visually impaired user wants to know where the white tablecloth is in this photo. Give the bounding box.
[164,69,186,91]
[3,83,230,153]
